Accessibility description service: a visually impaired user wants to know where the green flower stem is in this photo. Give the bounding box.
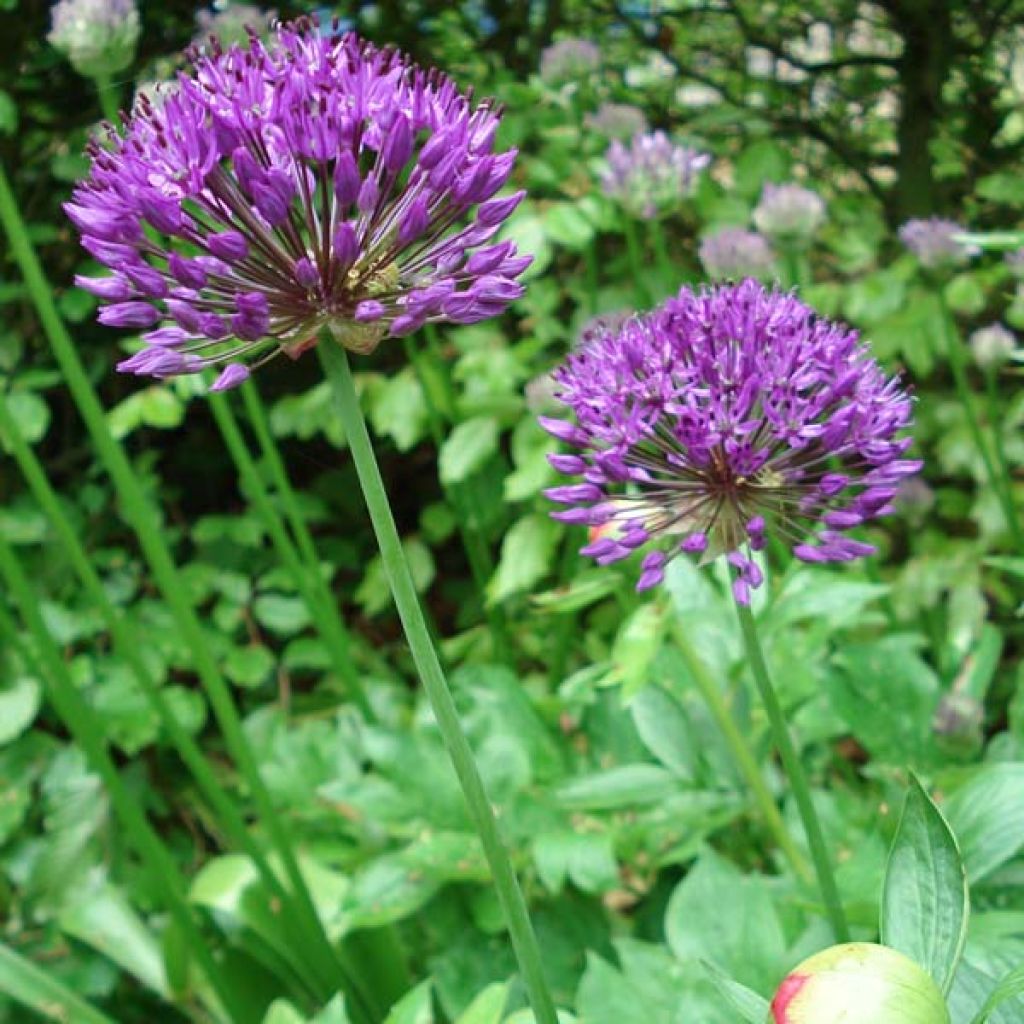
[0,542,246,1024]
[649,217,674,287]
[0,390,362,1010]
[207,389,373,718]
[93,73,121,125]
[937,294,1023,548]
[780,246,807,291]
[983,365,1018,529]
[667,617,813,885]
[0,940,118,1024]
[319,340,559,1024]
[733,598,850,943]
[0,161,349,1008]
[623,215,653,308]
[584,237,600,316]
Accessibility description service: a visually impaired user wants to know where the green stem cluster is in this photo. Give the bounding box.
[319,340,559,1024]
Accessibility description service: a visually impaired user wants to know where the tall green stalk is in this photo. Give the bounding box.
[983,364,1019,536]
[622,216,652,308]
[937,294,1023,548]
[207,389,373,718]
[0,161,349,1007]
[733,598,850,943]
[318,340,559,1024]
[667,618,813,885]
[0,541,246,1024]
[93,73,121,125]
[0,390,365,1010]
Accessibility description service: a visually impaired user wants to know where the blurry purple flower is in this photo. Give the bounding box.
[699,227,776,281]
[969,322,1016,369]
[753,183,826,242]
[540,280,919,603]
[585,103,649,139]
[1005,247,1024,280]
[898,217,978,270]
[49,0,140,78]
[194,4,276,48]
[539,38,600,86]
[601,131,709,220]
[893,475,934,527]
[67,18,530,390]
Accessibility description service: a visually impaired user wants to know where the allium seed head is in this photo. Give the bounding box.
[541,281,919,603]
[585,103,649,140]
[753,183,826,242]
[67,18,530,390]
[194,4,276,48]
[969,322,1016,369]
[49,0,140,79]
[898,217,978,270]
[699,227,776,281]
[601,131,710,220]
[538,38,601,86]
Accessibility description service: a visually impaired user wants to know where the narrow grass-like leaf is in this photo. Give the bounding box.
[700,959,770,1023]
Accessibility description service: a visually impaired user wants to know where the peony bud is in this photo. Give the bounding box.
[769,943,950,1024]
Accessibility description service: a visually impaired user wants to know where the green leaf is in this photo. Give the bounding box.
[700,960,770,1023]
[629,684,697,779]
[544,202,595,251]
[487,514,560,604]
[384,980,433,1024]
[943,764,1024,882]
[733,140,790,199]
[0,675,41,745]
[252,594,313,636]
[881,776,968,995]
[0,940,115,1024]
[972,961,1024,1024]
[453,982,510,1024]
[555,764,680,811]
[606,602,665,698]
[439,416,500,484]
[533,830,619,894]
[224,645,276,689]
[367,367,428,452]
[1,391,50,446]
[0,89,16,136]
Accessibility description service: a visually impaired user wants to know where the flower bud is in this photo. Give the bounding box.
[48,0,141,80]
[769,943,950,1024]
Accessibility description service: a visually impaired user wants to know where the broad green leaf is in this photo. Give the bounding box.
[453,981,509,1024]
[439,416,500,484]
[700,960,770,1023]
[0,941,115,1024]
[0,675,40,745]
[629,684,698,778]
[253,594,313,636]
[881,776,968,995]
[1,391,49,445]
[606,602,665,698]
[533,830,619,894]
[555,764,680,811]
[972,961,1024,1024]
[544,202,595,250]
[224,645,276,689]
[487,514,560,604]
[944,764,1024,882]
[384,980,433,1024]
[262,1000,307,1024]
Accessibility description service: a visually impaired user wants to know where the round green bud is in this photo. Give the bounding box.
[769,943,951,1024]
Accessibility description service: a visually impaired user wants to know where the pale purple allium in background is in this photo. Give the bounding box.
[1005,247,1024,280]
[969,323,1016,369]
[753,183,826,241]
[585,102,649,139]
[539,38,600,86]
[898,217,978,270]
[67,18,530,391]
[49,0,140,78]
[699,227,776,281]
[601,131,709,220]
[194,3,276,47]
[541,280,919,603]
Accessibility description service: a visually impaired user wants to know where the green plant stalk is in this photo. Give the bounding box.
[0,940,118,1024]
[0,541,246,1024]
[733,598,850,942]
[93,73,121,125]
[779,245,807,291]
[0,161,348,1007]
[0,391,352,1009]
[208,389,373,719]
[649,217,674,287]
[983,365,1018,529]
[622,215,653,308]
[584,236,600,315]
[667,618,813,885]
[318,340,559,1024]
[937,295,1023,548]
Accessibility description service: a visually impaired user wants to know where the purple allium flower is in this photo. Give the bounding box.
[1005,247,1024,280]
[538,38,600,86]
[699,228,776,281]
[49,0,140,78]
[898,217,978,270]
[194,4,276,48]
[969,322,1016,369]
[601,131,709,220]
[752,183,826,242]
[67,19,530,391]
[540,280,919,603]
[585,103,649,140]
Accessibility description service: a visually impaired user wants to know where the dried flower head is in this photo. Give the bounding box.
[49,0,140,79]
[601,131,709,220]
[699,227,776,281]
[67,18,530,390]
[753,183,826,241]
[898,217,978,270]
[194,4,276,48]
[541,280,919,603]
[538,38,600,86]
[969,322,1016,369]
[585,102,649,140]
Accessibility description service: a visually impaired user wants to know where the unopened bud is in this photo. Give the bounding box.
[769,943,950,1024]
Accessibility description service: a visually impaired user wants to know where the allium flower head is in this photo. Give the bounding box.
[49,0,140,79]
[67,18,530,391]
[601,131,709,220]
[540,280,919,603]
[898,217,978,270]
[753,183,826,242]
[585,103,649,140]
[699,227,776,281]
[969,322,1016,369]
[539,38,600,86]
[194,4,276,48]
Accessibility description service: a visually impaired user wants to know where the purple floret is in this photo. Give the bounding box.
[67,17,531,389]
[540,280,920,603]
[898,217,978,270]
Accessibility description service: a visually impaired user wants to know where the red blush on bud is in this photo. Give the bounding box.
[771,973,809,1023]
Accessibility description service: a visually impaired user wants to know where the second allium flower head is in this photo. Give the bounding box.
[542,280,919,603]
[67,17,530,390]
